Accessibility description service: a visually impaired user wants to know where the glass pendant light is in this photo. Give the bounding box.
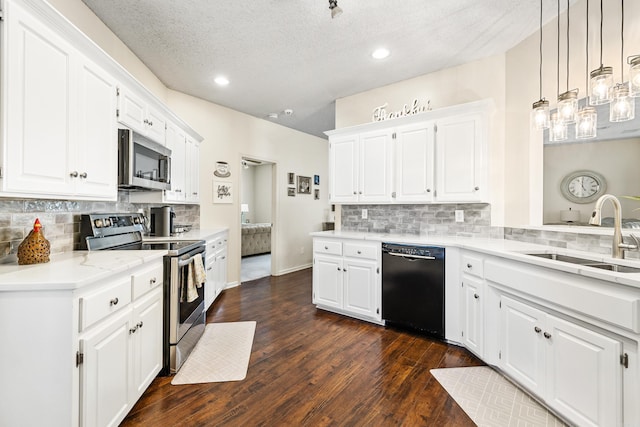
[557,0,578,123]
[531,0,550,130]
[610,0,634,122]
[590,0,613,105]
[550,112,569,141]
[575,0,597,139]
[628,55,640,96]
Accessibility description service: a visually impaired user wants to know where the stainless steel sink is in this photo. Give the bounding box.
[525,253,640,273]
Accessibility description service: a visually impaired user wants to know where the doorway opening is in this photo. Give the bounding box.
[240,157,275,282]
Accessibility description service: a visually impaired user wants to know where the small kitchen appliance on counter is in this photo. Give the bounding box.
[79,212,206,374]
[150,206,175,237]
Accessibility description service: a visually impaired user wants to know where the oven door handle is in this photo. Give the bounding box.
[177,248,205,267]
[178,257,194,268]
[387,252,436,260]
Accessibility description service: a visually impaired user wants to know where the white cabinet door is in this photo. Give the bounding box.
[359,130,393,203]
[500,295,546,397]
[545,315,621,427]
[117,87,147,135]
[130,288,162,401]
[76,58,118,199]
[80,308,132,427]
[185,137,200,203]
[343,258,378,319]
[461,275,484,357]
[145,106,167,145]
[215,246,228,296]
[313,255,343,309]
[435,113,485,202]
[165,122,186,202]
[329,135,358,203]
[395,122,435,202]
[4,1,76,196]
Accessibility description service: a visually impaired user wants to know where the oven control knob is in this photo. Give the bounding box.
[104,218,112,227]
[94,219,103,228]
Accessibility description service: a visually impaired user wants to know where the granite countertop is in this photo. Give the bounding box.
[0,250,166,292]
[311,230,640,288]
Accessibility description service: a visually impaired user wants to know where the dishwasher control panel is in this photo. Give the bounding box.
[382,243,444,259]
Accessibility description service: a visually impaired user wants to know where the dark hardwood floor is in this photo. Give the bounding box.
[122,268,484,426]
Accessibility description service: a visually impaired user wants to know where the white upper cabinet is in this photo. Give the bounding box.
[328,129,393,203]
[0,0,202,202]
[164,122,186,202]
[2,0,117,200]
[185,136,200,203]
[117,86,166,145]
[326,100,490,205]
[435,112,486,202]
[395,122,435,202]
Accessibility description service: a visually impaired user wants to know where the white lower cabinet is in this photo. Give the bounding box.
[80,308,132,427]
[312,238,381,323]
[205,231,229,311]
[461,275,484,357]
[500,295,622,426]
[79,270,163,427]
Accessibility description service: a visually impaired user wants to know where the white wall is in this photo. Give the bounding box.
[335,54,507,225]
[49,0,329,284]
[241,167,255,223]
[254,165,273,223]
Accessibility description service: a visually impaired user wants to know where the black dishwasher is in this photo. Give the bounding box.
[382,243,445,339]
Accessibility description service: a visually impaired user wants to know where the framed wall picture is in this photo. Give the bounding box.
[288,172,295,185]
[213,180,233,203]
[297,175,311,194]
[314,175,320,185]
[288,187,296,197]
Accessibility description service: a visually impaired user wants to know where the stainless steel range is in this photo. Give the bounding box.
[79,213,206,375]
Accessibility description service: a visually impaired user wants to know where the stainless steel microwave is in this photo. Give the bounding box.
[118,129,171,191]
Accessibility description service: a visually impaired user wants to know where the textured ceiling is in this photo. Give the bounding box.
[81,0,569,138]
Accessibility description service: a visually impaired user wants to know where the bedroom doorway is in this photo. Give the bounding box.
[240,157,274,282]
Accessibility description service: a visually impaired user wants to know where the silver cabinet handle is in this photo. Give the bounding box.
[357,250,362,254]
[473,293,479,299]
[150,277,157,284]
[79,172,88,179]
[543,332,552,339]
[343,268,348,272]
[325,246,329,250]
[426,189,431,193]
[337,267,341,271]
[129,327,137,334]
[475,186,480,191]
[534,326,542,333]
[70,171,78,177]
[359,191,362,194]
[110,297,119,306]
[207,266,213,271]
[353,191,357,195]
[467,263,472,268]
[137,321,143,329]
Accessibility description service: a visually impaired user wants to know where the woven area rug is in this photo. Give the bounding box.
[171,321,256,385]
[430,366,567,427]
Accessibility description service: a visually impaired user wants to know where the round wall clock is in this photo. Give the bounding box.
[560,170,607,204]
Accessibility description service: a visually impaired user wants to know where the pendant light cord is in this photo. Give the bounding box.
[566,0,570,91]
[557,0,561,96]
[586,0,589,92]
[599,0,604,67]
[539,0,544,99]
[621,0,624,81]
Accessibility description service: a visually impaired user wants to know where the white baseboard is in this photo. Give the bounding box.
[273,263,312,276]
[223,281,239,289]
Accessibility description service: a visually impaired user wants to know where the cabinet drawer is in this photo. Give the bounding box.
[462,254,484,278]
[314,239,342,256]
[207,237,221,253]
[132,264,163,300]
[80,279,132,331]
[343,242,378,260]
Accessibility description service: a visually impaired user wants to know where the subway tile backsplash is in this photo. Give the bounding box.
[0,191,199,263]
[341,203,501,238]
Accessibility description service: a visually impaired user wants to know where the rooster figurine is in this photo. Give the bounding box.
[17,218,51,265]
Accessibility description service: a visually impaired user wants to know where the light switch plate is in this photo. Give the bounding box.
[455,210,464,222]
[362,209,368,219]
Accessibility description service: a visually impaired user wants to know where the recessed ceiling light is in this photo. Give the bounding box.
[372,48,390,60]
[214,76,230,86]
